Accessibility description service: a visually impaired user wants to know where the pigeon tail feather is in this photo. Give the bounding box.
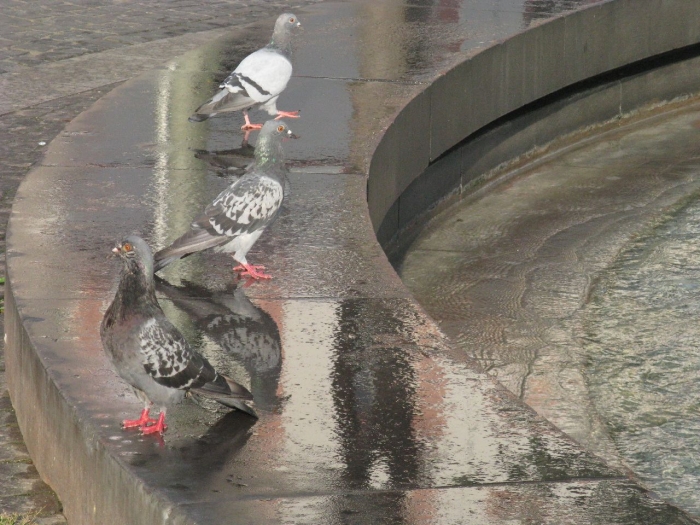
[153,226,227,272]
[153,255,181,273]
[188,113,210,122]
[191,88,256,121]
[215,397,258,418]
[192,374,257,417]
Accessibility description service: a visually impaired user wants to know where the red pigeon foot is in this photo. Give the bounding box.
[241,112,263,131]
[234,263,272,280]
[141,412,168,435]
[122,408,158,429]
[275,110,300,119]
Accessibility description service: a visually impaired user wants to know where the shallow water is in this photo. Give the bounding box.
[582,194,700,515]
[399,99,700,516]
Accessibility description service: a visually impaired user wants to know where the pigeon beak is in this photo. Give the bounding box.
[112,245,120,255]
[288,131,299,140]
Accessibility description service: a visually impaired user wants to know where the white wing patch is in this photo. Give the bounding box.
[227,49,292,103]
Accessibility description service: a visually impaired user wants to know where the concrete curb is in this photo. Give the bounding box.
[6,1,700,524]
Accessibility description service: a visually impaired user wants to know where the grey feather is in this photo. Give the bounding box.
[100,235,256,422]
[154,120,295,273]
[156,279,283,411]
[190,13,301,122]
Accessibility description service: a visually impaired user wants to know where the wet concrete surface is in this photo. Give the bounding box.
[7,0,700,523]
[399,97,700,518]
[0,1,326,520]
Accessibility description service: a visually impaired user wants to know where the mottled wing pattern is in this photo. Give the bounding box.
[138,318,215,390]
[204,175,283,239]
[221,49,292,103]
[212,315,282,372]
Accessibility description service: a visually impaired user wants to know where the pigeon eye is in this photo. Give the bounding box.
[277,125,285,132]
[289,17,295,23]
[122,242,132,252]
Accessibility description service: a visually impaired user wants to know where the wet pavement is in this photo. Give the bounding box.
[399,98,700,517]
[0,0,321,521]
[5,0,698,523]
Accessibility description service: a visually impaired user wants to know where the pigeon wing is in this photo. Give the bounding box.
[138,317,218,390]
[223,48,293,103]
[192,86,257,117]
[204,173,284,239]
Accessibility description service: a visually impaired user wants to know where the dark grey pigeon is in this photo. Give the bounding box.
[189,13,301,129]
[100,235,257,436]
[153,120,296,280]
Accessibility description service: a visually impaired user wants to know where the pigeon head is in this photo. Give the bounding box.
[271,13,301,51]
[255,120,296,167]
[113,235,154,278]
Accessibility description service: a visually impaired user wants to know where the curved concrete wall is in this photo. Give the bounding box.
[369,0,700,246]
[7,1,700,524]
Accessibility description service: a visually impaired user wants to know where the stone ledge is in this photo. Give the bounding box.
[370,0,700,244]
[5,1,700,524]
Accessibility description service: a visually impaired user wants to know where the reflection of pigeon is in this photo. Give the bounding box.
[189,13,301,129]
[154,120,295,280]
[101,235,257,435]
[194,138,256,175]
[158,281,281,371]
[156,280,283,410]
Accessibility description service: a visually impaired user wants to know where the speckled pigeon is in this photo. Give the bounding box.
[100,235,257,436]
[189,13,301,129]
[153,120,296,280]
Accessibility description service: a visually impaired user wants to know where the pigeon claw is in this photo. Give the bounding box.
[242,111,263,131]
[275,110,300,119]
[141,412,168,435]
[234,263,272,280]
[122,408,158,429]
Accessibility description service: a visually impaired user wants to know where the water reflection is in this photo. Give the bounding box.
[523,0,601,27]
[399,94,700,517]
[157,279,283,413]
[126,410,257,496]
[331,300,425,491]
[193,137,255,176]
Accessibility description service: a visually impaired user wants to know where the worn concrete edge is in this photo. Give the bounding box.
[3,277,192,525]
[382,52,700,261]
[368,0,700,239]
[0,12,293,525]
[5,1,700,524]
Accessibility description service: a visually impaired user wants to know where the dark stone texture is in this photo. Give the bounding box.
[423,0,700,175]
[383,32,700,251]
[398,148,461,232]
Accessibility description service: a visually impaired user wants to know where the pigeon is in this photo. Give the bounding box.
[100,235,257,436]
[189,13,301,129]
[153,120,296,280]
